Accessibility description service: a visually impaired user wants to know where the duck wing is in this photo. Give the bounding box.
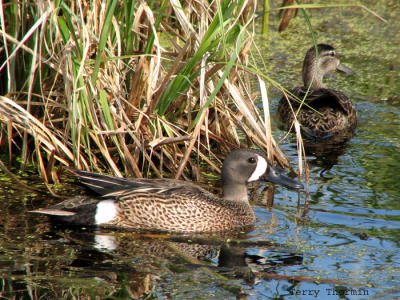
[284,87,354,115]
[66,167,216,201]
[30,169,216,218]
[278,87,357,140]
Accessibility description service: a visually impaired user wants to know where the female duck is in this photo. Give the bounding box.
[31,149,303,233]
[278,44,357,140]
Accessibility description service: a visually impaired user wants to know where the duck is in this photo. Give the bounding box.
[278,44,357,141]
[30,149,303,233]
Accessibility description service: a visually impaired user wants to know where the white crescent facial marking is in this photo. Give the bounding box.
[248,155,268,182]
[95,200,117,225]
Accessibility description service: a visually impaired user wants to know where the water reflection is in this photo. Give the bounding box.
[276,113,355,172]
[281,133,353,172]
[0,217,304,298]
[303,139,352,172]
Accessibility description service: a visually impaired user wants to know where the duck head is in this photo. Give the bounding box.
[302,44,354,90]
[221,149,303,201]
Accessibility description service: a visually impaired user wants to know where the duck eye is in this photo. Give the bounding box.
[329,51,336,56]
[248,157,257,164]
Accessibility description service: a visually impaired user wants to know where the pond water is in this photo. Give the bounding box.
[1,1,400,299]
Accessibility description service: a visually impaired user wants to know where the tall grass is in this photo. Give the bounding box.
[0,0,289,183]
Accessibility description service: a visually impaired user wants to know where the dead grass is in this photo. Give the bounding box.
[0,0,292,183]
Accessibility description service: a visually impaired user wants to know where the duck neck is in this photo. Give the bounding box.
[222,184,249,203]
[302,62,325,90]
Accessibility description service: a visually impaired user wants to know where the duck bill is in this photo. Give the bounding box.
[261,166,304,190]
[336,63,355,75]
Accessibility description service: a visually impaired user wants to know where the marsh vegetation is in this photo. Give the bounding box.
[0,0,292,187]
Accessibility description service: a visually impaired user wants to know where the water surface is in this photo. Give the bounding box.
[1,1,400,299]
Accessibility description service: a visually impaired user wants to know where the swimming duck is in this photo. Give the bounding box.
[278,44,357,140]
[31,149,303,233]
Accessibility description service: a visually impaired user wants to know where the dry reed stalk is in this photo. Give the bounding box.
[0,0,292,185]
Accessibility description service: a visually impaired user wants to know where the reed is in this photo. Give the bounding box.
[0,0,291,183]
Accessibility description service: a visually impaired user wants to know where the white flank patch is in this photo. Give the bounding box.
[94,234,117,251]
[248,155,268,182]
[95,200,117,225]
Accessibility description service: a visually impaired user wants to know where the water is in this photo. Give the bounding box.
[1,1,400,299]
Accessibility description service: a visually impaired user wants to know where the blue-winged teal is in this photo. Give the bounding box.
[278,44,357,140]
[31,149,303,233]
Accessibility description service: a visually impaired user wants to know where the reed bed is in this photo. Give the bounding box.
[0,0,292,184]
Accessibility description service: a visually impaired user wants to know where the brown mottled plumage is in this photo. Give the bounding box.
[278,44,357,140]
[30,149,303,233]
